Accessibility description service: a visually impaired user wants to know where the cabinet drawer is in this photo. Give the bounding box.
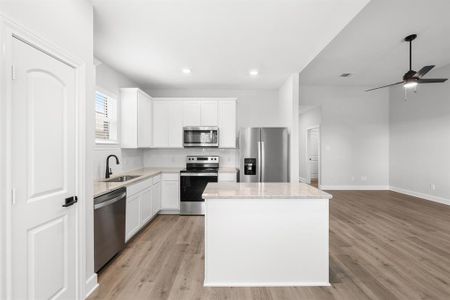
[127,177,153,196]
[162,173,179,181]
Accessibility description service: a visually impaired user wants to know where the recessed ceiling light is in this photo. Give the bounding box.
[249,69,259,77]
[182,68,192,74]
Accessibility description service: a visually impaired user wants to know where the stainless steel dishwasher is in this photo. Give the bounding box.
[94,187,126,272]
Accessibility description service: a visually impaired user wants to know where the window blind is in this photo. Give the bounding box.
[95,91,110,141]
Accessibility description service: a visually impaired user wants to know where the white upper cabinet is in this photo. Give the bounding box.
[218,100,237,148]
[183,101,201,126]
[152,100,183,148]
[121,88,152,148]
[200,101,218,126]
[152,100,169,147]
[152,98,237,148]
[169,101,183,147]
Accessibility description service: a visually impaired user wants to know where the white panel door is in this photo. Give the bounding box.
[168,101,183,147]
[152,181,162,215]
[152,101,169,147]
[11,38,77,300]
[201,101,218,126]
[138,91,152,147]
[308,128,320,180]
[183,101,201,126]
[218,100,236,148]
[161,180,180,210]
[140,188,153,225]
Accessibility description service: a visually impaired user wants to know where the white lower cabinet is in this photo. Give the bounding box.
[125,194,141,241]
[152,180,162,215]
[161,173,180,212]
[140,187,153,226]
[125,175,162,242]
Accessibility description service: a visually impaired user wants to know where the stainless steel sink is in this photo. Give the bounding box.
[103,175,140,182]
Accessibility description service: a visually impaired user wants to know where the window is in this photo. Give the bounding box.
[95,90,118,143]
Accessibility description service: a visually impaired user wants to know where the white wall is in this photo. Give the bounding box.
[389,64,450,202]
[299,85,390,189]
[298,106,322,182]
[278,74,300,182]
[0,0,94,297]
[94,61,145,179]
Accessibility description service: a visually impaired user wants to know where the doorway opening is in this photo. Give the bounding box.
[306,126,321,188]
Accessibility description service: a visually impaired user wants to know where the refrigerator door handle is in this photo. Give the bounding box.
[257,141,262,182]
[260,141,265,182]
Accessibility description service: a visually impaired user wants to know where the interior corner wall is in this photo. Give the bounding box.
[299,85,390,188]
[389,64,450,202]
[94,62,145,179]
[278,74,300,182]
[0,0,95,296]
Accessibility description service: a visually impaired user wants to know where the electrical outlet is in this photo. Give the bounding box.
[351,176,355,182]
[361,176,367,182]
[430,184,436,191]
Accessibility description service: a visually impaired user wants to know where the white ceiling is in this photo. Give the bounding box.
[93,0,370,90]
[300,0,450,88]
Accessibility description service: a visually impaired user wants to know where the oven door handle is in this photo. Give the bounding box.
[180,173,218,177]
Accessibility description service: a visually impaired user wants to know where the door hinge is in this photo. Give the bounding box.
[11,188,16,205]
[11,64,16,80]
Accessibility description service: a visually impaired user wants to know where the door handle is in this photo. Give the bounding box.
[63,196,78,207]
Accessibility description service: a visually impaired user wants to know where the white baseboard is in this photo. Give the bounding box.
[204,281,330,287]
[319,185,389,190]
[158,209,180,215]
[85,273,99,299]
[389,186,450,206]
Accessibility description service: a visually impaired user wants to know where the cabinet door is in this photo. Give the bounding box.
[153,101,169,147]
[152,181,161,215]
[201,101,218,126]
[218,100,237,148]
[126,194,140,241]
[183,101,201,126]
[140,187,153,225]
[161,180,180,210]
[137,91,152,147]
[169,101,183,147]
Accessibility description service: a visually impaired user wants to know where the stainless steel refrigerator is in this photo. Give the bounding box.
[239,127,289,182]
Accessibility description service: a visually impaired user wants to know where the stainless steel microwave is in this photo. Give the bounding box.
[183,126,219,148]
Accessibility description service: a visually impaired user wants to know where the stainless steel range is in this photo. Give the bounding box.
[180,156,219,215]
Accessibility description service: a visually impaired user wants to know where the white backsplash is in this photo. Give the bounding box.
[93,147,144,179]
[143,148,239,168]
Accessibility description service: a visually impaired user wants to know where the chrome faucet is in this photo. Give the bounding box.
[105,154,120,179]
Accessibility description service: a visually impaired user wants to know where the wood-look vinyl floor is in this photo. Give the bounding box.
[88,191,450,300]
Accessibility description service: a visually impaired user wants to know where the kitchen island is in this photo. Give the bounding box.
[202,182,332,287]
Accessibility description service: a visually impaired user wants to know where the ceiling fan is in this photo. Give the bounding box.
[366,34,448,92]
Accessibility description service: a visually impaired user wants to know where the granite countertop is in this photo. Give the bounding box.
[202,182,332,200]
[94,167,181,197]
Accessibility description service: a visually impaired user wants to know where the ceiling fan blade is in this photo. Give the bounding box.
[404,70,416,80]
[366,82,404,92]
[418,78,448,83]
[417,65,435,77]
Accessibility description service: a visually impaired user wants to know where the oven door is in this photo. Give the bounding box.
[183,127,219,148]
[180,173,217,215]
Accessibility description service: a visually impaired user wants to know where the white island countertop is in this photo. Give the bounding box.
[203,182,332,200]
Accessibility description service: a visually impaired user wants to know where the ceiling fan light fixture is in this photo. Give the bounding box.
[404,80,418,89]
